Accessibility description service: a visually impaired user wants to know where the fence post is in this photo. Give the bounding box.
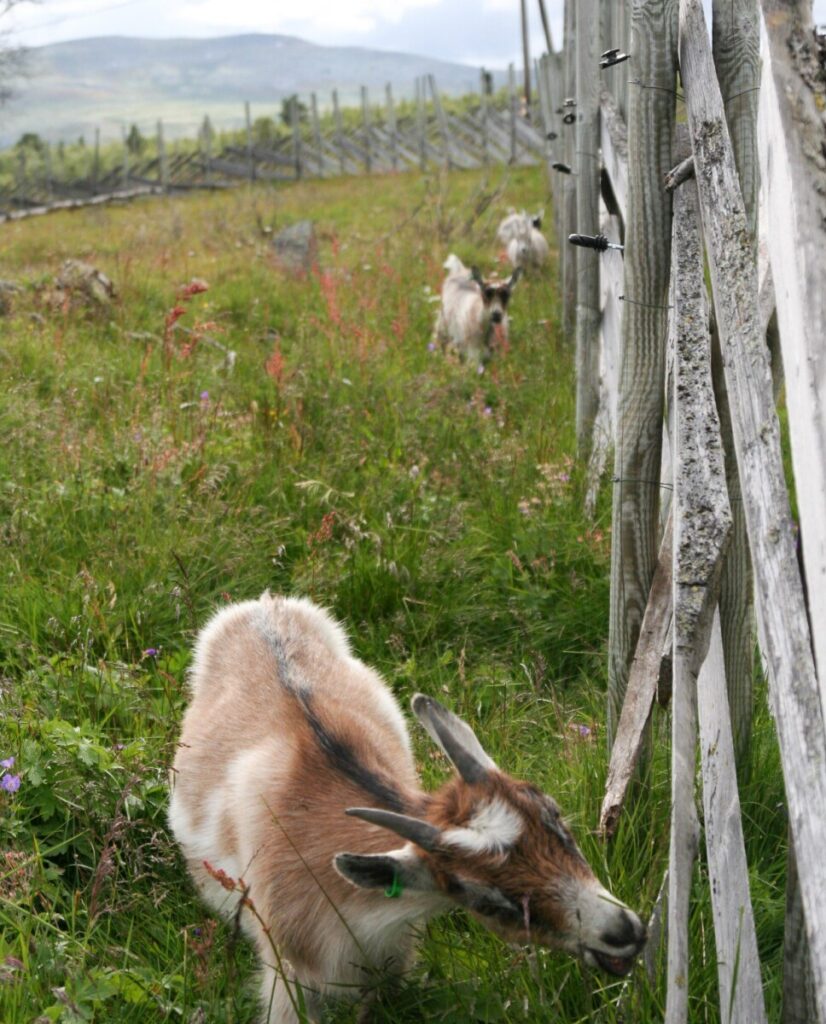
[385,83,398,172]
[244,100,255,182]
[573,0,601,458]
[560,0,577,338]
[428,75,452,170]
[201,115,213,187]
[291,96,302,180]
[157,120,168,193]
[332,89,345,175]
[44,142,53,201]
[93,126,101,193]
[416,77,427,171]
[480,68,490,167]
[121,126,129,189]
[310,93,325,177]
[361,85,372,173]
[707,0,760,762]
[508,62,518,163]
[607,0,679,743]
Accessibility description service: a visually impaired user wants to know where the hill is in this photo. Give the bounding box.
[0,34,495,147]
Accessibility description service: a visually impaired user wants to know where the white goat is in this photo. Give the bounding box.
[497,209,549,271]
[433,254,521,369]
[169,593,647,1024]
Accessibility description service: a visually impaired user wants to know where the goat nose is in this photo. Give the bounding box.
[491,310,503,324]
[600,909,647,950]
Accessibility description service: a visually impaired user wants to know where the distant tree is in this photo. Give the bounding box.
[199,114,214,146]
[253,116,277,146]
[16,131,45,153]
[0,2,39,105]
[126,123,145,155]
[77,135,86,148]
[280,95,308,127]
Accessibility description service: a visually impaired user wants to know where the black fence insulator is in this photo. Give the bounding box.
[568,233,624,252]
[547,131,558,141]
[552,162,572,174]
[562,97,576,108]
[600,48,631,69]
[563,112,576,124]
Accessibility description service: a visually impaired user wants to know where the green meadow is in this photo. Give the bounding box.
[0,166,786,1022]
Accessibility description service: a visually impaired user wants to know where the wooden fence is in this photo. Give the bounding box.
[538,1,826,1021]
[0,75,547,221]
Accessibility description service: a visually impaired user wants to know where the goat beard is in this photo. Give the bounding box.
[491,322,509,353]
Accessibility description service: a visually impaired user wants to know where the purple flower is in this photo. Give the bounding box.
[1,774,21,794]
[427,341,437,352]
[0,756,14,770]
[578,725,592,738]
[200,390,210,402]
[143,647,159,658]
[483,406,493,417]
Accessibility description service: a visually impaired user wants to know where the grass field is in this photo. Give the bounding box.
[0,165,787,1022]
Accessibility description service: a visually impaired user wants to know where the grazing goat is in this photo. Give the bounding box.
[497,209,549,271]
[433,254,521,369]
[169,594,647,1024]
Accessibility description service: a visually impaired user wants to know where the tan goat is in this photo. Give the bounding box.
[169,594,646,1023]
[497,209,550,271]
[433,254,521,370]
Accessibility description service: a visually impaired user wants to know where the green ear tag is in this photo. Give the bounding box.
[384,870,404,899]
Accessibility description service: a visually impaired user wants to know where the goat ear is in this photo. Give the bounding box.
[470,266,485,288]
[411,694,497,783]
[334,847,436,893]
[507,267,524,290]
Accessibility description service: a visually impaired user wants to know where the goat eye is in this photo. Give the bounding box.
[484,287,495,301]
[500,290,510,304]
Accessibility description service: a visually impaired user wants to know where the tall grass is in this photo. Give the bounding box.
[0,166,785,1022]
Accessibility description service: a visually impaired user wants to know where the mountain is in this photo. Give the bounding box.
[0,34,493,147]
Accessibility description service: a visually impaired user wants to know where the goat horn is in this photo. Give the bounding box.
[345,808,441,852]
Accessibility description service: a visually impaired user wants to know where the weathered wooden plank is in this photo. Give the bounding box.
[680,3,826,1018]
[698,612,767,1024]
[607,0,679,743]
[666,175,732,1024]
[574,0,601,457]
[599,89,628,223]
[758,1,826,697]
[560,0,577,337]
[600,510,673,836]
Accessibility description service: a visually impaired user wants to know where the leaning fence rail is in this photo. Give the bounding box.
[539,0,826,1020]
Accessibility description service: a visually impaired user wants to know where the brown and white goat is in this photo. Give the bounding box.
[169,594,646,1023]
[497,209,549,271]
[433,254,521,370]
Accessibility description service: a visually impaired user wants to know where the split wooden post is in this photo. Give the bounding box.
[428,75,452,170]
[156,120,168,193]
[385,83,398,172]
[680,2,826,1018]
[480,68,490,168]
[121,126,129,189]
[708,0,760,762]
[520,0,532,111]
[573,0,601,458]
[560,0,577,337]
[243,101,254,182]
[43,143,53,201]
[508,63,518,163]
[201,115,213,187]
[698,613,768,1024]
[415,77,427,172]
[665,175,732,1024]
[92,127,101,193]
[290,95,302,180]
[607,0,678,744]
[536,0,554,50]
[310,93,325,177]
[332,90,345,175]
[361,85,372,174]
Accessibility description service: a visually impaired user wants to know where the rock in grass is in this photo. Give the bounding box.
[41,260,116,310]
[272,220,317,272]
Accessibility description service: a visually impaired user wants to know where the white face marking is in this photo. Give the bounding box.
[441,797,524,854]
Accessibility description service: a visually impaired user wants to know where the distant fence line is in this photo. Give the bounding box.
[0,71,548,220]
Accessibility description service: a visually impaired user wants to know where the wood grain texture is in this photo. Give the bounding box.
[681,2,826,1017]
[665,175,732,1024]
[698,613,767,1024]
[607,0,678,744]
[574,0,601,457]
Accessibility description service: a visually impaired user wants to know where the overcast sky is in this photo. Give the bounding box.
[5,0,826,69]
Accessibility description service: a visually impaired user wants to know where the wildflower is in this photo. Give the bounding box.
[200,390,210,402]
[0,756,14,770]
[143,647,159,658]
[179,278,209,298]
[1,774,21,794]
[427,341,437,352]
[483,406,493,417]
